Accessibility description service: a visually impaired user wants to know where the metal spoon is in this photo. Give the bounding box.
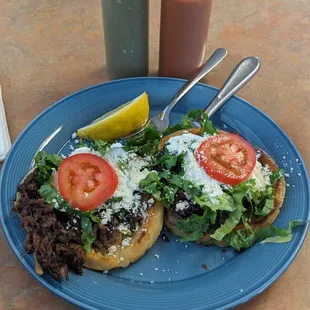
[192,56,261,126]
[125,48,227,138]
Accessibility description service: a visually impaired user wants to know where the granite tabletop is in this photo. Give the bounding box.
[0,0,309,309]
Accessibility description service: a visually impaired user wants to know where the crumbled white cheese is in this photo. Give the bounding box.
[166,133,223,202]
[250,161,272,191]
[71,132,77,139]
[154,254,160,259]
[69,145,75,151]
[108,245,117,254]
[98,146,150,224]
[121,237,132,247]
[110,142,123,149]
[166,133,273,197]
[147,198,154,204]
[70,146,102,157]
[100,207,113,225]
[118,223,131,235]
[74,139,80,144]
[166,133,206,155]
[175,201,189,211]
[166,134,223,201]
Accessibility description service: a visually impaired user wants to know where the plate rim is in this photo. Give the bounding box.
[0,76,309,310]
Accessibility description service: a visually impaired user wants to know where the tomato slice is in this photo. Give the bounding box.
[196,133,256,185]
[58,153,118,211]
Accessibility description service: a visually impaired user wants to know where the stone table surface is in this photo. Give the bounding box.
[0,0,309,309]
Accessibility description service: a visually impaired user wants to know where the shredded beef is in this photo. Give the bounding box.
[92,222,122,252]
[13,169,84,281]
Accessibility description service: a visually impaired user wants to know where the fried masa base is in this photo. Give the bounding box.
[160,128,286,247]
[78,201,163,271]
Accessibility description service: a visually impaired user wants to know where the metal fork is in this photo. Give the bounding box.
[125,48,227,138]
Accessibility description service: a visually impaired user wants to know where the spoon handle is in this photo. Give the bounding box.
[161,48,227,121]
[204,57,261,117]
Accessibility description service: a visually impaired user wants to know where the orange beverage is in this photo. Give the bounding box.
[159,0,213,79]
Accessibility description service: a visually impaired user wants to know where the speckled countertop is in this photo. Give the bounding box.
[0,0,309,309]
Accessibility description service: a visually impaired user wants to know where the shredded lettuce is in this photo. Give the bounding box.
[139,113,302,251]
[39,182,99,252]
[194,193,236,212]
[140,169,205,207]
[81,216,96,254]
[255,198,274,216]
[124,124,161,156]
[270,169,284,186]
[117,159,128,172]
[154,149,185,171]
[34,151,63,185]
[39,183,71,213]
[224,220,305,250]
[210,182,250,241]
[139,172,163,201]
[177,208,216,242]
[77,139,89,148]
[92,140,113,156]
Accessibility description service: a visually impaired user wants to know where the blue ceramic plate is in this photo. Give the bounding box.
[0,78,309,310]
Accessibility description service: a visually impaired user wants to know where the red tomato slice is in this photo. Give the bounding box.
[58,153,118,211]
[196,133,256,185]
